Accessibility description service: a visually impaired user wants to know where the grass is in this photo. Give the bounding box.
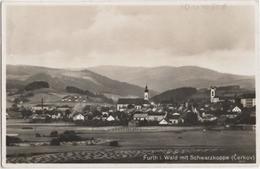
[6,119,256,160]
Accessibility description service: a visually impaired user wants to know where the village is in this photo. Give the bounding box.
[7,85,256,127]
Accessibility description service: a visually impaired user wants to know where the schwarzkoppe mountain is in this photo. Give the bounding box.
[89,65,255,92]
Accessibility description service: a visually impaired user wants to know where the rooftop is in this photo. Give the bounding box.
[117,98,150,105]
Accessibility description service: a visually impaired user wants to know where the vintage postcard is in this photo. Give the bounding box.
[1,0,259,167]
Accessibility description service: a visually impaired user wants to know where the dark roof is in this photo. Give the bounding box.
[145,85,149,92]
[147,111,165,116]
[117,98,149,105]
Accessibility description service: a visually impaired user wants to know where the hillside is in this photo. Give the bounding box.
[152,87,197,103]
[89,65,255,92]
[151,85,254,104]
[6,65,157,98]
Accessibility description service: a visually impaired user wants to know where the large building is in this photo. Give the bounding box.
[144,85,149,101]
[117,85,150,111]
[210,86,219,103]
[240,93,256,108]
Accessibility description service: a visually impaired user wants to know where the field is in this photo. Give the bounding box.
[6,119,256,163]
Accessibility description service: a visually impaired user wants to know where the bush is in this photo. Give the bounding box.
[35,133,41,137]
[50,138,60,146]
[6,136,22,146]
[49,130,58,137]
[109,141,119,147]
[58,130,82,142]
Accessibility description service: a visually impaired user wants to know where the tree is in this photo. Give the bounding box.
[24,81,49,91]
[6,136,22,146]
[127,104,135,109]
[184,112,198,125]
[58,130,82,142]
[50,138,60,146]
[50,130,59,137]
[21,108,33,118]
[65,109,71,118]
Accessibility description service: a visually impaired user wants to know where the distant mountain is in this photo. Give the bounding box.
[6,65,157,98]
[89,65,255,92]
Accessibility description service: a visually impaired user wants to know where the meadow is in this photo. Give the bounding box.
[6,119,256,163]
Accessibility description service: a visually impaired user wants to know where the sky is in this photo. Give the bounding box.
[5,4,255,75]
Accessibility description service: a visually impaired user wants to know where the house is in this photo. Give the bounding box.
[201,113,217,122]
[232,106,242,113]
[117,98,150,111]
[117,85,150,111]
[56,105,72,112]
[225,113,238,119]
[62,95,88,103]
[146,112,166,122]
[222,105,242,119]
[224,107,238,119]
[102,111,109,117]
[240,93,256,108]
[73,114,85,121]
[31,104,54,112]
[133,113,148,121]
[168,113,184,124]
[51,113,62,120]
[159,119,168,125]
[30,114,46,120]
[106,115,115,121]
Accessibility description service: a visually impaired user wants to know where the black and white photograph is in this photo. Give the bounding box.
[1,0,258,165]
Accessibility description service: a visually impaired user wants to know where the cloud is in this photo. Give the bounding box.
[5,5,255,75]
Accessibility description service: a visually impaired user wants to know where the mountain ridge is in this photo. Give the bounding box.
[6,65,157,98]
[88,65,254,92]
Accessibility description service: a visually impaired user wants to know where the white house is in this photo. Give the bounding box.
[31,104,54,112]
[133,113,148,121]
[117,98,150,111]
[232,106,242,113]
[106,115,115,121]
[146,112,165,122]
[169,118,184,124]
[240,93,256,108]
[73,114,85,121]
[159,119,168,125]
[51,113,62,120]
[102,112,109,117]
[168,113,184,125]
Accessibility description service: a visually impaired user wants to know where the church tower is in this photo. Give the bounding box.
[144,85,149,101]
[210,86,216,103]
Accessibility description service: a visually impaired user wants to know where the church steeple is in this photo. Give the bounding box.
[145,85,149,92]
[144,84,149,101]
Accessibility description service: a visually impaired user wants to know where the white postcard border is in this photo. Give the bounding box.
[1,0,259,168]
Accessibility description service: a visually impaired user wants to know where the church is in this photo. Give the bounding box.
[117,85,150,111]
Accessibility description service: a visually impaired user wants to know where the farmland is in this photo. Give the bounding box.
[6,119,256,163]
